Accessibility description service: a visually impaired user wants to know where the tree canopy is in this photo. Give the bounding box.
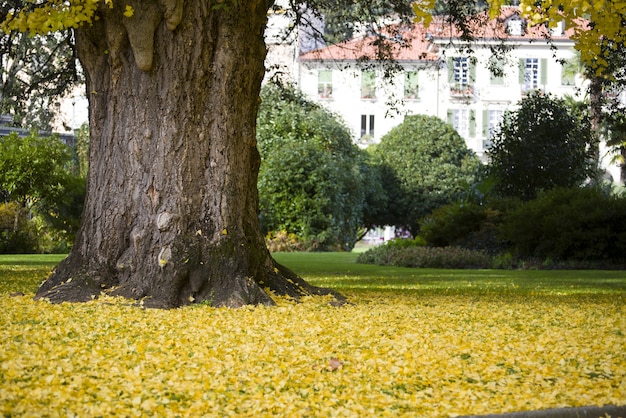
[372,114,481,236]
[0,132,74,208]
[1,1,81,130]
[487,91,593,200]
[257,84,366,251]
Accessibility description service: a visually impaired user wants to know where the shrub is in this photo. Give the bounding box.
[419,202,508,254]
[372,114,481,235]
[357,244,492,269]
[257,83,368,251]
[500,187,626,261]
[420,203,487,247]
[0,202,38,253]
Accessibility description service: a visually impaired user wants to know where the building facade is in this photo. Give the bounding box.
[291,9,586,163]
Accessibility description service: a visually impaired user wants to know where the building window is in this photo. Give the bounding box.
[318,70,332,98]
[507,17,525,36]
[404,71,419,99]
[360,114,375,138]
[453,57,470,87]
[361,71,376,99]
[448,57,474,97]
[523,58,539,91]
[487,109,504,138]
[448,109,469,138]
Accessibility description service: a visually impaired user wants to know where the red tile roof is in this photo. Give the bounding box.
[299,23,439,62]
[299,7,584,62]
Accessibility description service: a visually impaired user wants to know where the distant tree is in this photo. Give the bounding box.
[0,132,72,208]
[372,114,481,236]
[257,84,367,251]
[0,0,80,130]
[0,132,84,242]
[487,91,593,200]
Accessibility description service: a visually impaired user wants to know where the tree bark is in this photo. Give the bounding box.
[35,0,345,308]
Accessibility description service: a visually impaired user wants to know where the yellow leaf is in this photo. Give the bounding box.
[123,5,134,17]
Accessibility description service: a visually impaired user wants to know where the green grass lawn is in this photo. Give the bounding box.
[2,252,625,296]
[0,254,66,294]
[273,252,626,296]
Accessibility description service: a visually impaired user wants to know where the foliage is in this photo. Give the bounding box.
[500,186,626,262]
[0,0,80,130]
[357,152,390,234]
[0,202,38,253]
[382,236,427,249]
[257,84,368,251]
[357,243,493,269]
[420,202,488,248]
[2,254,625,416]
[0,132,73,206]
[601,98,626,184]
[513,0,626,78]
[415,0,626,79]
[371,114,481,235]
[36,174,85,243]
[0,132,85,252]
[265,230,305,253]
[487,91,593,200]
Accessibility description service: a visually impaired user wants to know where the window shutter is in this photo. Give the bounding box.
[490,58,505,85]
[447,109,454,126]
[518,59,526,84]
[470,61,476,84]
[447,58,455,83]
[482,109,489,137]
[469,109,476,137]
[319,70,332,83]
[540,58,548,84]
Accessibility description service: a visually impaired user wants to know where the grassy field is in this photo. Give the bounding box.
[1,253,625,416]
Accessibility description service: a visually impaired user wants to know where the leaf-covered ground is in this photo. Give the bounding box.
[1,290,625,417]
[0,293,626,417]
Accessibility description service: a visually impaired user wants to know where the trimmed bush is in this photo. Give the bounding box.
[419,201,508,254]
[357,244,493,269]
[257,84,368,251]
[500,187,626,262]
[372,114,481,235]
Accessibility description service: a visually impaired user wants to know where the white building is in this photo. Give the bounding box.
[292,8,587,163]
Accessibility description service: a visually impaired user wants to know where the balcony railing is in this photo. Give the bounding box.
[450,84,474,98]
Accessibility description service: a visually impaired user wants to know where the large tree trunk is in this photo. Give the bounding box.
[35,0,344,308]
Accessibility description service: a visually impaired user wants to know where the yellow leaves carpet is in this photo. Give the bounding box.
[1,292,624,417]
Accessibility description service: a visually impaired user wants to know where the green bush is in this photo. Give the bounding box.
[0,202,38,253]
[357,243,492,269]
[257,84,368,251]
[372,114,481,236]
[419,201,508,254]
[500,187,626,261]
[420,203,487,247]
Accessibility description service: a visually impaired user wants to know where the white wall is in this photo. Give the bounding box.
[297,39,583,162]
